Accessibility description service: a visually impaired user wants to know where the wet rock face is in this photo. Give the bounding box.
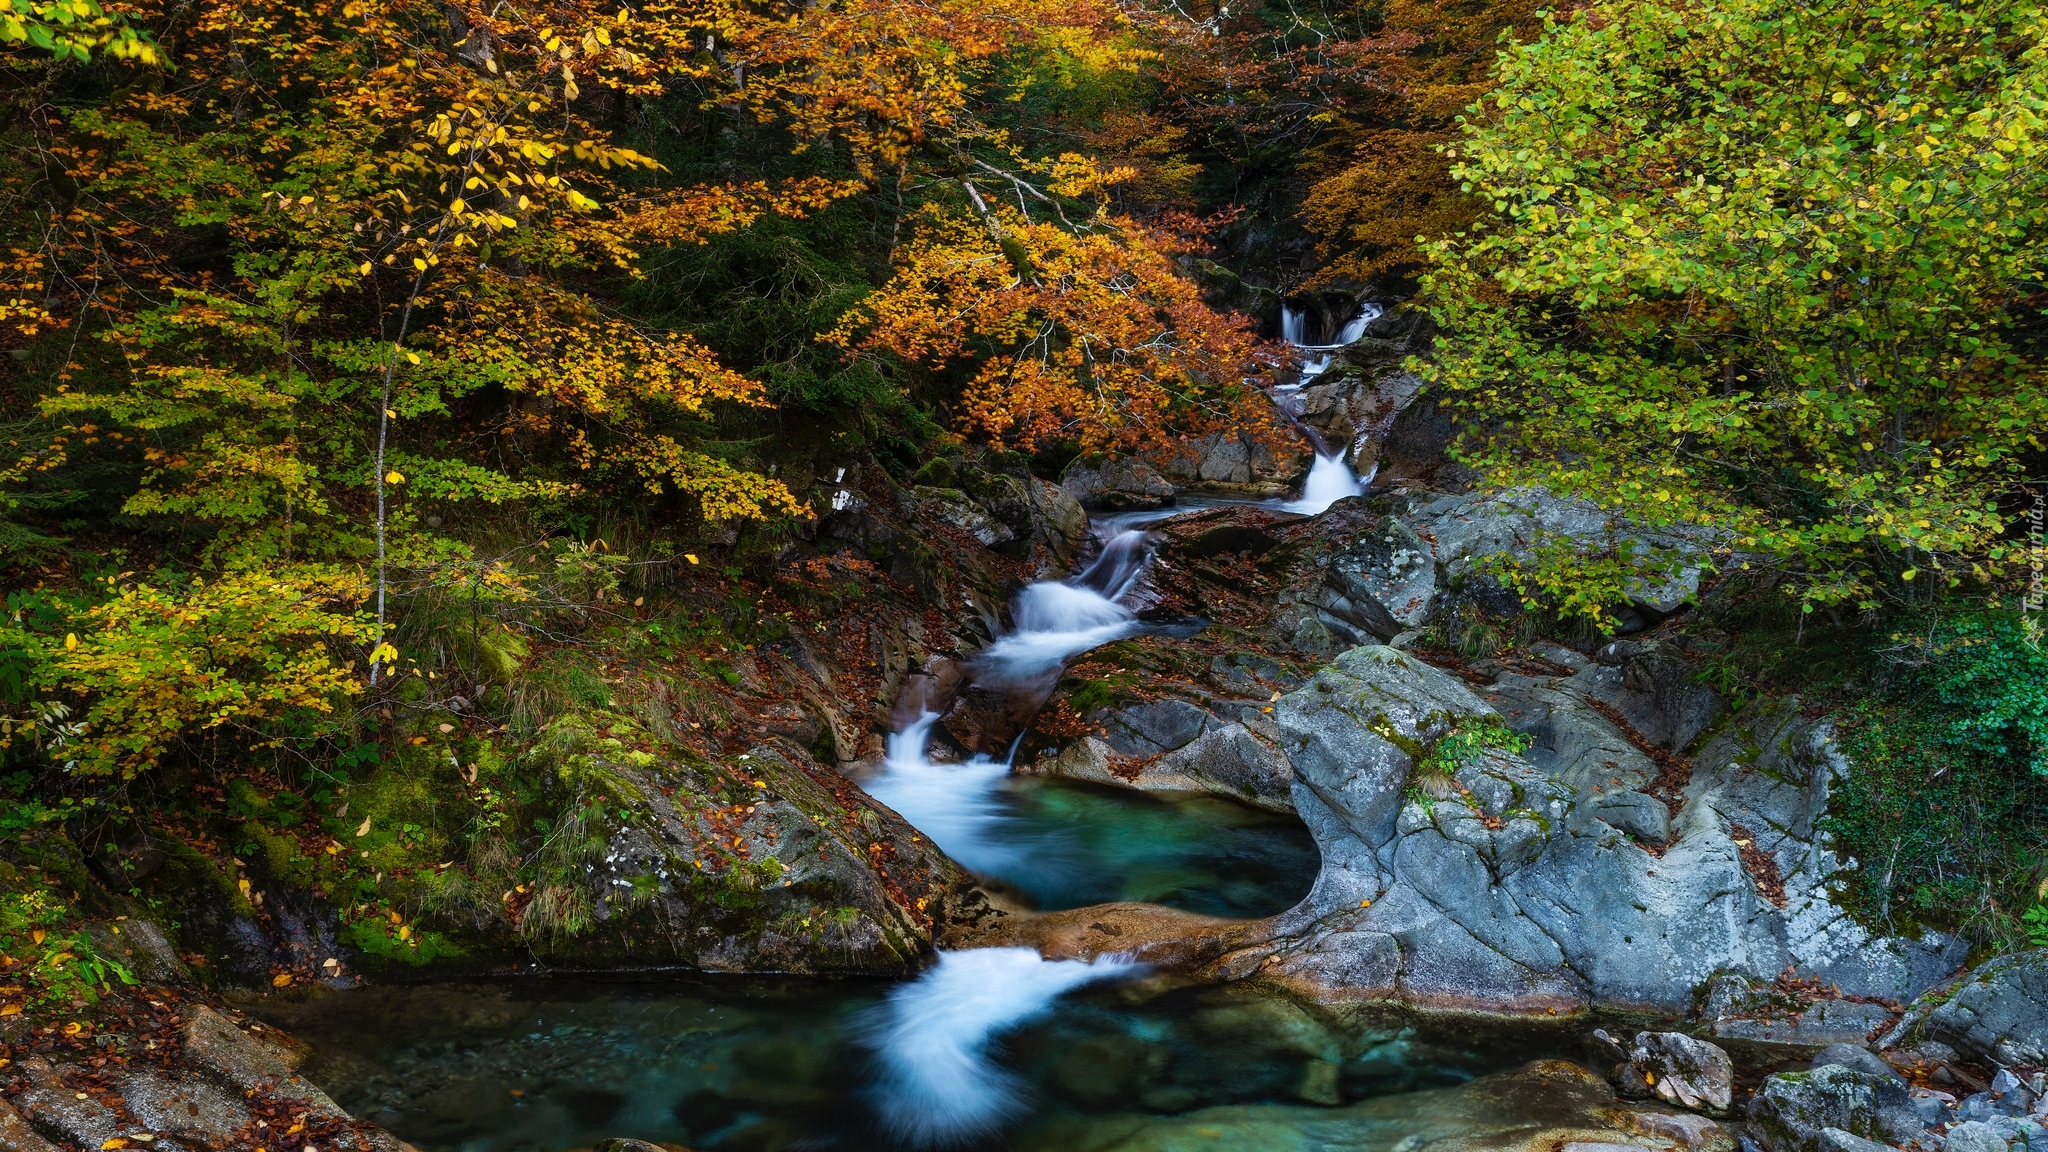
[1213,647,1964,1017]
[1924,949,2048,1068]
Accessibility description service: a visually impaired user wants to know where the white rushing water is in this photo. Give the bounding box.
[864,711,1026,878]
[1273,300,1383,514]
[1281,450,1366,514]
[863,947,1139,1146]
[865,516,1161,872]
[966,520,1151,689]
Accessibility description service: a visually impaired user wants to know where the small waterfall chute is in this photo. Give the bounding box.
[861,947,1140,1146]
[865,711,1033,878]
[1273,299,1384,514]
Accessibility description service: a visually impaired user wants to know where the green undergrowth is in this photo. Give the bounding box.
[1817,602,2048,950]
[0,564,868,987]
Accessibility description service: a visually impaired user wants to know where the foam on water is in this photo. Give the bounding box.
[864,712,1030,878]
[862,947,1139,1146]
[1273,300,1385,514]
[1281,450,1366,515]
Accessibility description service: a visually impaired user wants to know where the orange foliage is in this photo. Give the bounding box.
[1301,0,1551,284]
[693,0,1146,179]
[830,206,1271,453]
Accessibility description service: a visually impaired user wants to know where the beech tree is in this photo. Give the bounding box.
[1424,0,2048,617]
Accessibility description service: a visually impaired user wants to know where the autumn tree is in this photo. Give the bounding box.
[1299,0,1547,286]
[1423,0,2048,617]
[830,197,1270,453]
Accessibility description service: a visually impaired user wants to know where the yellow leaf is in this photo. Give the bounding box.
[1900,568,1918,581]
[0,1004,20,1016]
[398,925,412,941]
[101,1140,130,1150]
[405,352,421,365]
[30,929,44,945]
[359,261,373,275]
[356,813,373,836]
[413,257,428,271]
[64,633,78,650]
[684,554,699,564]
[63,1020,83,1034]
[386,471,405,485]
[272,972,294,987]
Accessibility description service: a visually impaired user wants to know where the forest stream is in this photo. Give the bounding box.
[224,307,1593,1152]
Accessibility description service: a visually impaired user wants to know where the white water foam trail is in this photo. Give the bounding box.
[863,947,1139,1146]
[1274,300,1385,513]
[971,521,1150,689]
[864,711,1028,878]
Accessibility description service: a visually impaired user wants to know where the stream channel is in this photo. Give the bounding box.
[244,303,1574,1151]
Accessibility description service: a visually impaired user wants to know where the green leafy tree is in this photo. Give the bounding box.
[1423,0,2048,615]
[2,0,161,65]
[8,569,374,778]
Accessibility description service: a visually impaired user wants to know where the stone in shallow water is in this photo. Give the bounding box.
[1614,1032,1734,1117]
[1295,1059,1342,1106]
[1944,1121,2016,1152]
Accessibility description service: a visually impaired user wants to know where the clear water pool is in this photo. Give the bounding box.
[253,973,1558,1152]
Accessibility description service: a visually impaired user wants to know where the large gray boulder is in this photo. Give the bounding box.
[1156,431,1305,495]
[1413,489,1708,624]
[1274,487,1716,656]
[1062,456,1177,511]
[1747,1065,1924,1152]
[1925,950,2048,1068]
[1209,648,1965,1017]
[1302,516,1439,645]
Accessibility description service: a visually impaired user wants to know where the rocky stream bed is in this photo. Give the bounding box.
[4,303,2046,1152]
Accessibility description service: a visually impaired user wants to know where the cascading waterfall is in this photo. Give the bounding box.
[1282,452,1368,515]
[856,515,1179,1143]
[1273,300,1384,514]
[853,305,1389,1143]
[864,514,1162,870]
[860,947,1139,1145]
[969,519,1151,690]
